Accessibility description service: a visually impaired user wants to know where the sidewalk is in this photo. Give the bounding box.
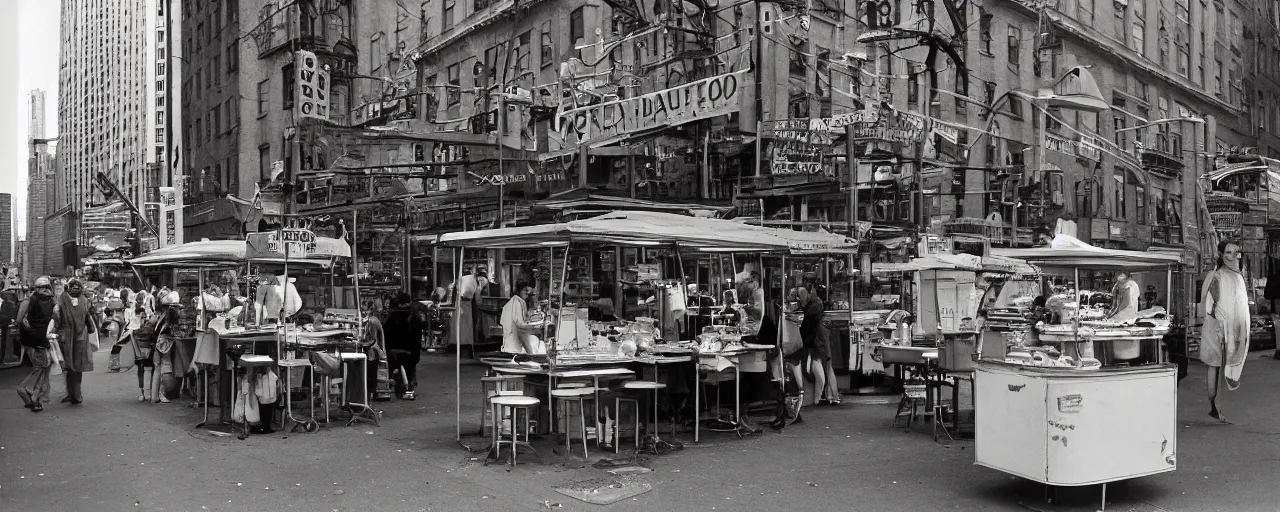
[2,350,1279,511]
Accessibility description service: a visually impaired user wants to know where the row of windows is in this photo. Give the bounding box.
[182,41,239,105]
[185,96,240,151]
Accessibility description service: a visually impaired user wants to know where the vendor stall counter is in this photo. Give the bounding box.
[974,360,1177,490]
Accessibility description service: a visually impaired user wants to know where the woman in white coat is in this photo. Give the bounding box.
[1200,240,1251,423]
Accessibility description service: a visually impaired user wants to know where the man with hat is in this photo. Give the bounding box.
[54,278,98,405]
[15,277,57,411]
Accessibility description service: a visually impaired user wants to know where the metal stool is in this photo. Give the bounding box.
[234,354,275,440]
[622,381,668,448]
[278,358,318,433]
[488,395,544,467]
[552,388,595,459]
[479,375,527,437]
[610,396,641,453]
[893,384,928,427]
[339,352,379,427]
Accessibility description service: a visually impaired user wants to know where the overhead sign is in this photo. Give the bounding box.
[296,50,330,121]
[850,109,928,143]
[246,231,351,259]
[763,119,836,145]
[556,70,747,147]
[768,140,832,178]
[1045,132,1102,162]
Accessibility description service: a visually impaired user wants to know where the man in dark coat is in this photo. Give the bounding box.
[384,294,424,400]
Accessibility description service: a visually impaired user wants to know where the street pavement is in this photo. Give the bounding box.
[3,348,1279,512]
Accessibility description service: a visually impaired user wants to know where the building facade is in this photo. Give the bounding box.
[181,0,403,239]
[26,90,57,277]
[58,0,167,212]
[0,193,12,265]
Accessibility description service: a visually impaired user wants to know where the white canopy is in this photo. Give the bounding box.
[425,211,858,254]
[992,234,1181,271]
[127,239,343,268]
[872,253,1039,275]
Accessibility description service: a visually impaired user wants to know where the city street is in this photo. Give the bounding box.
[3,349,1279,512]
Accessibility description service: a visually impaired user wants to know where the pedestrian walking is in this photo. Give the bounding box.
[54,278,97,405]
[15,277,58,412]
[1201,240,1252,423]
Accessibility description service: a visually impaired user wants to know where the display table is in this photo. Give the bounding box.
[974,360,1177,488]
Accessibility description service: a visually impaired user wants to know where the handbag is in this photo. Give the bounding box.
[309,351,341,376]
[48,340,64,376]
[156,334,174,355]
[255,369,279,404]
[88,331,101,352]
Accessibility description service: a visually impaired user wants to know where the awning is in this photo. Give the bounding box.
[992,233,1181,270]
[424,210,858,254]
[127,239,343,268]
[871,253,1039,275]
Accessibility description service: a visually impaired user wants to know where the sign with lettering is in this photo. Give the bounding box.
[850,109,927,143]
[296,50,330,121]
[1044,132,1074,156]
[1045,132,1102,162]
[764,119,836,145]
[556,70,747,147]
[471,168,568,187]
[767,139,832,178]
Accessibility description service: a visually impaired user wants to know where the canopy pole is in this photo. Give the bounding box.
[281,224,290,366]
[1165,264,1172,364]
[674,242,687,340]
[197,270,206,332]
[776,254,787,389]
[1073,266,1082,365]
[542,246,552,355]
[353,210,362,330]
[552,242,570,372]
[454,246,465,445]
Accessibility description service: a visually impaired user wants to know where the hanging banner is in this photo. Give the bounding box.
[850,108,928,143]
[246,231,352,259]
[556,70,747,147]
[296,50,330,121]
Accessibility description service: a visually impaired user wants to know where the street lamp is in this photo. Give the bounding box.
[1005,66,1109,245]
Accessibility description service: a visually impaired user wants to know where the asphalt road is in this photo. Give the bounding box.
[3,348,1279,512]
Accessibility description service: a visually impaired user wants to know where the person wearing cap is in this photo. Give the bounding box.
[54,278,98,405]
[15,277,57,412]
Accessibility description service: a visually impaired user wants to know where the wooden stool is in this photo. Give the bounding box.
[552,388,595,459]
[489,395,544,467]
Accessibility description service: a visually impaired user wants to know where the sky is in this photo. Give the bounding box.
[3,1,61,240]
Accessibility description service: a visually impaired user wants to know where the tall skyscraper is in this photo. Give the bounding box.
[0,193,13,265]
[27,89,61,277]
[57,0,167,213]
[29,90,46,141]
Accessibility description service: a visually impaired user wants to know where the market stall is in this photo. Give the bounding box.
[976,234,1181,505]
[429,210,857,451]
[868,253,1041,437]
[126,235,360,434]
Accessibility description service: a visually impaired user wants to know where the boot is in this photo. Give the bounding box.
[109,353,121,372]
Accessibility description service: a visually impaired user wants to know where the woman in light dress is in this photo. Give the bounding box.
[1200,240,1251,424]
